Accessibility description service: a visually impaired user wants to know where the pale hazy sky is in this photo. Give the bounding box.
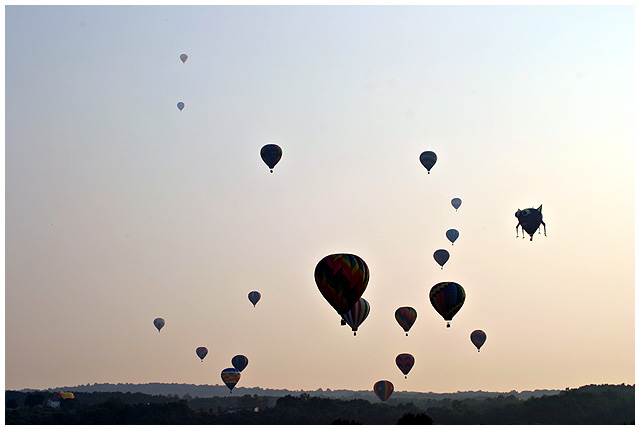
[5,5,635,394]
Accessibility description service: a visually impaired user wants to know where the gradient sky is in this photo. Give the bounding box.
[5,5,635,394]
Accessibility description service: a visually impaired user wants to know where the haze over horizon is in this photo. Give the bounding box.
[5,5,635,394]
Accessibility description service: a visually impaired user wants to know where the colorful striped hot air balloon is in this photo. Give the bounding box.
[196,347,208,362]
[395,353,415,379]
[429,281,465,328]
[231,355,249,372]
[471,330,487,352]
[373,380,394,403]
[341,298,370,336]
[394,307,417,336]
[221,368,241,393]
[419,151,437,174]
[180,54,188,63]
[314,253,370,316]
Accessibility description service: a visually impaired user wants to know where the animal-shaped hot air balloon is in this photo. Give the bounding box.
[394,307,417,336]
[433,249,450,269]
[180,54,188,63]
[451,198,462,211]
[314,253,370,317]
[419,151,437,174]
[177,102,185,111]
[341,297,370,336]
[373,380,394,403]
[231,355,249,372]
[515,205,547,241]
[395,353,415,379]
[153,318,165,332]
[221,368,241,393]
[470,330,487,352]
[248,291,261,307]
[429,282,465,328]
[196,347,208,362]
[260,144,282,173]
[446,229,459,245]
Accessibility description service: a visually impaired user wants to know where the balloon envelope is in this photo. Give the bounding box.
[221,368,241,392]
[471,330,487,352]
[515,205,546,240]
[446,229,459,245]
[153,318,165,332]
[395,353,415,378]
[373,380,394,402]
[433,249,450,268]
[394,307,417,336]
[451,198,462,210]
[180,54,188,63]
[248,291,261,307]
[260,144,282,173]
[419,151,437,173]
[314,253,370,316]
[196,347,208,361]
[341,298,370,335]
[429,282,465,327]
[177,102,184,111]
[231,355,249,372]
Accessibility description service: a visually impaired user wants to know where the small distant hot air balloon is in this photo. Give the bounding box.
[341,297,370,336]
[248,291,261,307]
[451,198,462,211]
[221,368,241,393]
[429,281,465,328]
[419,151,437,174]
[177,102,185,111]
[196,347,208,361]
[260,144,282,173]
[515,205,547,241]
[395,353,415,379]
[446,229,459,245]
[180,54,188,63]
[394,307,417,336]
[314,253,370,317]
[373,380,394,403]
[231,355,249,372]
[433,249,450,269]
[471,330,487,352]
[153,318,165,332]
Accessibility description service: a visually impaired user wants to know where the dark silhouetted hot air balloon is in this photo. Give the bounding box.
[396,353,415,379]
[446,229,459,245]
[153,318,165,332]
[341,297,370,336]
[248,291,261,307]
[221,368,241,393]
[470,330,487,352]
[177,102,185,111]
[231,355,249,372]
[180,54,188,63]
[515,205,547,241]
[419,151,437,174]
[373,380,394,402]
[196,347,208,361]
[451,198,462,211]
[429,281,465,328]
[395,307,417,336]
[433,249,450,269]
[260,144,282,173]
[314,253,369,316]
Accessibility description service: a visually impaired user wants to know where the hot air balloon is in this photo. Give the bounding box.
[231,355,249,372]
[395,353,415,379]
[248,291,261,307]
[177,102,184,111]
[433,249,450,269]
[314,253,370,316]
[451,198,462,211]
[260,144,282,173]
[429,282,465,328]
[373,380,394,403]
[446,229,459,245]
[221,368,241,393]
[341,298,370,336]
[471,330,487,352]
[394,307,417,336]
[419,151,437,174]
[196,347,208,361]
[180,54,188,63]
[153,318,165,332]
[515,205,547,241]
